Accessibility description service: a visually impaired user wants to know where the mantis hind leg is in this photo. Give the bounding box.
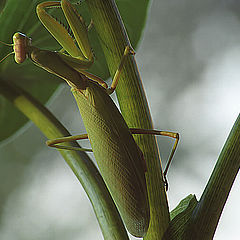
[130,128,179,190]
[46,134,93,152]
[46,127,179,189]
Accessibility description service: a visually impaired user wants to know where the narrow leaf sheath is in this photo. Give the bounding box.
[72,80,150,237]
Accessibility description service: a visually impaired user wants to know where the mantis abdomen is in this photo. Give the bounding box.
[72,80,150,237]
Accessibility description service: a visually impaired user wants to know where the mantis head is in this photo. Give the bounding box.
[0,32,32,64]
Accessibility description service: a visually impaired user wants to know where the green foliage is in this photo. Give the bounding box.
[170,194,198,220]
[163,195,198,240]
[0,1,239,239]
[0,0,149,142]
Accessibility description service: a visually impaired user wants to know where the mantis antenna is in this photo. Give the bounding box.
[0,40,14,63]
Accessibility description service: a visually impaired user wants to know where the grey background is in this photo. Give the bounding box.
[0,0,239,239]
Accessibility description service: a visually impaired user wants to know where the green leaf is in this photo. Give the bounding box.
[170,194,198,220]
[0,0,149,142]
[116,0,149,48]
[163,194,198,240]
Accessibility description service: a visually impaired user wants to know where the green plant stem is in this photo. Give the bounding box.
[86,0,170,239]
[0,79,129,240]
[188,115,240,239]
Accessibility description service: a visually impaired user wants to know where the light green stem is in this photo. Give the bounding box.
[187,115,240,239]
[86,0,170,239]
[0,79,129,240]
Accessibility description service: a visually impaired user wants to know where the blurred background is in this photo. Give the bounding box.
[0,0,239,239]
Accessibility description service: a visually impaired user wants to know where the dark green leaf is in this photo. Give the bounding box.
[0,0,149,142]
[163,194,198,240]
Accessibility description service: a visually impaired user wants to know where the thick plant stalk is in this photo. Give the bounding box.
[86,0,170,239]
[84,1,240,239]
[0,79,129,240]
[187,115,240,239]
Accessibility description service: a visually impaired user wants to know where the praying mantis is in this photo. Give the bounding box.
[0,0,179,237]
